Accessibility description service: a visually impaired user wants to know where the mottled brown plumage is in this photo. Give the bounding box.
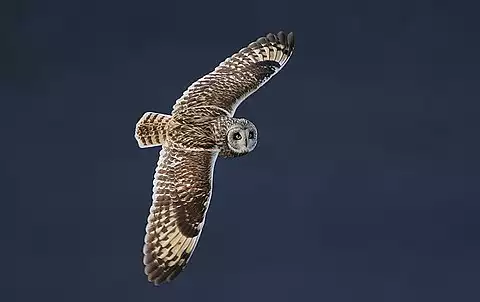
[143,148,217,283]
[134,31,295,285]
[171,31,294,118]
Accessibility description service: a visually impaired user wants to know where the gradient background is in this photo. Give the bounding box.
[4,0,480,301]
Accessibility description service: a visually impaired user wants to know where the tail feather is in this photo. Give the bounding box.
[135,112,171,148]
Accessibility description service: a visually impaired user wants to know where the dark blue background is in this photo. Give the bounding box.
[4,0,480,301]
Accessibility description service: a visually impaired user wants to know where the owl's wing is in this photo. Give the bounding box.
[171,31,294,118]
[143,147,219,285]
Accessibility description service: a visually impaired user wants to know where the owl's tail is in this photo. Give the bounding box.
[135,112,171,148]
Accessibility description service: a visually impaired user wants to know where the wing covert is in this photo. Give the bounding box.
[171,31,295,118]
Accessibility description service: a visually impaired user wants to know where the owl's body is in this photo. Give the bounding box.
[134,31,295,285]
[136,112,256,156]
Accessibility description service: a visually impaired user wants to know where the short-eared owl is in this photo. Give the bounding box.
[134,31,295,285]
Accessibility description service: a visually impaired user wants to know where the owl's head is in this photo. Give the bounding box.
[219,118,257,157]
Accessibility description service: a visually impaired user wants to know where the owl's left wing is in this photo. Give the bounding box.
[143,147,219,285]
[171,31,295,118]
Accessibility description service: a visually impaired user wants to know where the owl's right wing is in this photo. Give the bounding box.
[171,31,294,119]
[143,147,219,285]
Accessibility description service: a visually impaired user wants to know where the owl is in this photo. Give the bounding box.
[134,31,295,285]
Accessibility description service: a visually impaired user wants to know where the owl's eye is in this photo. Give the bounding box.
[233,132,242,140]
[248,131,255,139]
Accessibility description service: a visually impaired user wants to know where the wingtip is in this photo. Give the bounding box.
[251,31,295,51]
[269,31,295,49]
